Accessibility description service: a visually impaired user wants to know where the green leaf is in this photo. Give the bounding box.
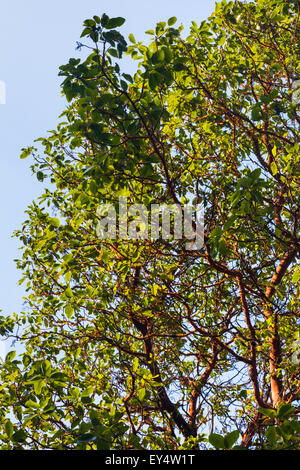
[120,80,128,91]
[101,13,109,27]
[218,239,227,255]
[138,388,146,401]
[65,286,73,298]
[151,50,165,64]
[149,72,162,90]
[173,62,187,72]
[20,148,32,159]
[81,27,91,38]
[209,433,225,449]
[83,19,96,27]
[251,105,262,121]
[277,403,295,420]
[106,17,125,29]
[292,267,300,283]
[270,161,278,175]
[5,351,16,363]
[77,433,97,443]
[36,171,45,182]
[81,386,94,397]
[210,226,222,239]
[25,400,40,409]
[140,163,154,177]
[89,180,98,194]
[50,218,60,228]
[249,168,261,181]
[12,430,27,443]
[96,437,111,450]
[89,410,100,426]
[224,215,236,231]
[132,357,139,372]
[5,420,14,438]
[224,430,239,449]
[65,304,74,319]
[162,47,173,63]
[42,360,52,376]
[168,17,177,26]
[266,426,277,445]
[128,33,136,43]
[258,407,276,419]
[156,66,173,84]
[108,49,120,58]
[34,379,44,395]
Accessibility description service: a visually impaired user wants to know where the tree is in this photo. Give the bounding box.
[0,0,299,450]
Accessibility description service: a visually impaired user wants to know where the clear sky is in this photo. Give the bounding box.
[0,0,216,356]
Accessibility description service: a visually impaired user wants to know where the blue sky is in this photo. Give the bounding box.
[0,1,216,353]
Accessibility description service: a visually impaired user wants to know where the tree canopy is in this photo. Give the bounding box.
[0,0,299,450]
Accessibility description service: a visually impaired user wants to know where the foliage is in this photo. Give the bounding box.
[256,403,300,449]
[0,0,299,450]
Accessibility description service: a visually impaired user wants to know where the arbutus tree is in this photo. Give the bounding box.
[0,0,299,450]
